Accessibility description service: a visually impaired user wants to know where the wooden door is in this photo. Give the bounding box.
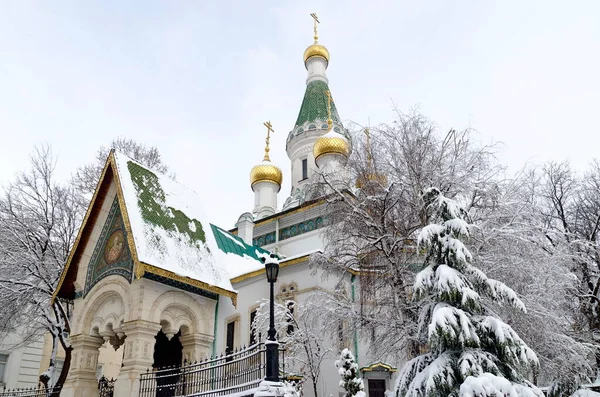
[368,379,386,397]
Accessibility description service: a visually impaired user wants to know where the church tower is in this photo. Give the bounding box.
[249,121,283,220]
[284,14,352,209]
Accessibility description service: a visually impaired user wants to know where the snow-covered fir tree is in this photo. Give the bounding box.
[395,187,543,397]
[336,348,366,397]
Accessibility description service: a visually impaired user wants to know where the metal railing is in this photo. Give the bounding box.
[0,386,60,397]
[98,376,116,397]
[139,343,285,397]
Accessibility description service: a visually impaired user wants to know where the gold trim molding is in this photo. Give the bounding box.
[52,152,115,302]
[230,255,311,284]
[142,262,237,307]
[360,362,397,373]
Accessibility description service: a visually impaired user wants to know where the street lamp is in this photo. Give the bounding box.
[261,253,280,383]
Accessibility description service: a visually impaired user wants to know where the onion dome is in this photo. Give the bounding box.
[313,88,349,162]
[303,13,330,67]
[355,173,388,189]
[250,121,283,190]
[250,161,283,189]
[313,130,350,161]
[303,43,330,66]
[355,127,387,188]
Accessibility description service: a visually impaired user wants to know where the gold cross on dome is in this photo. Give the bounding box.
[364,128,372,166]
[310,13,320,43]
[325,90,333,130]
[263,121,275,161]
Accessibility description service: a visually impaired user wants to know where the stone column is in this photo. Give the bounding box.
[61,334,105,397]
[113,319,161,397]
[180,332,214,364]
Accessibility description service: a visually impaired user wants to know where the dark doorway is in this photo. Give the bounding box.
[153,330,183,397]
[368,379,386,397]
[225,321,235,362]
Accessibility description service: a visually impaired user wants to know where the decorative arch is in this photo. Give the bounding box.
[149,291,213,336]
[76,275,132,335]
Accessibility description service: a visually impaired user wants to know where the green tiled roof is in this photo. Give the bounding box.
[127,161,207,244]
[294,80,341,127]
[210,224,274,261]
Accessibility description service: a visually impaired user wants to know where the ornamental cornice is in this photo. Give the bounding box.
[290,144,314,159]
[286,120,347,147]
[180,332,214,347]
[137,262,238,307]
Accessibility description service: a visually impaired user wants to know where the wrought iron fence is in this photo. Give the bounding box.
[98,376,116,397]
[0,386,60,397]
[139,343,286,397]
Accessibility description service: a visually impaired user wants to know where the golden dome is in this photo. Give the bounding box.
[303,44,330,65]
[355,173,388,189]
[250,161,283,189]
[313,133,350,161]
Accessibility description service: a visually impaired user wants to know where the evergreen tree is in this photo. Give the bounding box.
[336,348,366,397]
[395,187,542,397]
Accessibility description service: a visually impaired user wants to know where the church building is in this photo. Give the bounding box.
[52,16,399,397]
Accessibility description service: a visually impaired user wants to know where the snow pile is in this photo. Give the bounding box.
[571,390,600,397]
[113,152,265,293]
[281,381,303,397]
[460,373,543,397]
[395,187,541,397]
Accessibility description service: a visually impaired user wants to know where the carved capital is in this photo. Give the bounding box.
[180,333,214,363]
[69,334,104,372]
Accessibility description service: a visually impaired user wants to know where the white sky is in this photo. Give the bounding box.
[1,1,599,229]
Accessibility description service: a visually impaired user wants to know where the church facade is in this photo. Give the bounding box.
[52,19,399,397]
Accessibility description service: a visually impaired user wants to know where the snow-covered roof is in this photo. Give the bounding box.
[113,151,272,293]
[53,151,277,304]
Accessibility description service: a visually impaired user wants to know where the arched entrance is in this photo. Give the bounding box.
[153,329,183,397]
[153,329,183,368]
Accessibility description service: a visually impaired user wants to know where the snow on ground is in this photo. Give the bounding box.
[571,390,600,397]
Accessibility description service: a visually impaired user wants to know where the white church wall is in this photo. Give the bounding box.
[274,230,323,259]
[227,196,405,397]
[252,181,279,215]
[219,258,354,397]
[287,133,320,194]
[0,328,44,389]
[346,277,403,397]
[251,203,327,259]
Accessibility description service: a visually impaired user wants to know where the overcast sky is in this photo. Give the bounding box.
[1,1,599,228]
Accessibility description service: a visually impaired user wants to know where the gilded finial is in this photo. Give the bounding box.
[364,128,372,167]
[310,13,320,44]
[325,90,333,131]
[262,121,275,161]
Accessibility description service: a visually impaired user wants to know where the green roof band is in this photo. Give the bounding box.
[210,224,273,261]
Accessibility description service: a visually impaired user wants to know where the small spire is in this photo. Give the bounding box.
[310,13,320,44]
[364,128,372,168]
[262,121,275,161]
[325,90,333,131]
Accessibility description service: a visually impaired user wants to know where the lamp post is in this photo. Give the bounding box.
[261,253,280,383]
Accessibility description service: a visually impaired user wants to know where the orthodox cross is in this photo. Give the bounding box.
[325,90,333,131]
[263,121,275,161]
[310,13,319,43]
